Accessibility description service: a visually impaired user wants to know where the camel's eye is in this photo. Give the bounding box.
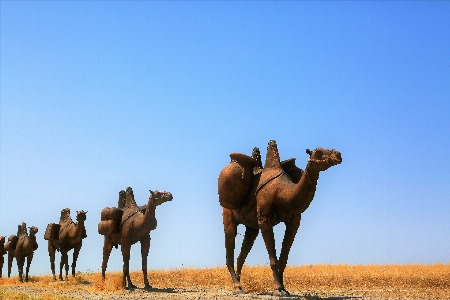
[314,150,323,158]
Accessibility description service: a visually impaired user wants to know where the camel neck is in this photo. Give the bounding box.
[144,197,157,224]
[73,219,85,239]
[288,163,320,213]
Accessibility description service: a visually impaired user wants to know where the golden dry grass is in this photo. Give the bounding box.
[1,264,449,298]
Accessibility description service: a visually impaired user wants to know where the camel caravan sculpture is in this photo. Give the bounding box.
[98,187,173,290]
[44,208,88,281]
[3,223,39,282]
[218,140,342,296]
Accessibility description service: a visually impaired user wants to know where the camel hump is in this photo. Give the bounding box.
[264,140,282,169]
[124,187,138,208]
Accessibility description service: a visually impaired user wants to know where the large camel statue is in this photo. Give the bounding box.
[99,187,173,290]
[46,208,87,281]
[6,223,38,282]
[0,236,5,278]
[219,140,342,296]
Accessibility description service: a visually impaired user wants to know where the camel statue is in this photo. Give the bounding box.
[6,223,38,282]
[99,187,173,290]
[219,140,342,296]
[46,208,88,281]
[0,236,5,278]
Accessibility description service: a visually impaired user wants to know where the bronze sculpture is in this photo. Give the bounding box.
[45,208,87,281]
[5,223,38,282]
[219,140,342,295]
[0,236,5,278]
[99,187,173,290]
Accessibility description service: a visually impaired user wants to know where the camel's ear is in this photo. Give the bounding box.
[306,149,312,155]
[149,190,154,196]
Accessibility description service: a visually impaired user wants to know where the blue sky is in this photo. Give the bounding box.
[1,2,449,276]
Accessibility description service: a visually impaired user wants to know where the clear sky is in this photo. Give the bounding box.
[1,2,449,276]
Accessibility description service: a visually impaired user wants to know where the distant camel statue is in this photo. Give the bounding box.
[6,223,38,282]
[0,236,5,278]
[46,208,87,281]
[99,187,173,289]
[219,140,342,295]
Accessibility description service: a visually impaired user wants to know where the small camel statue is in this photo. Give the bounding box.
[6,223,38,282]
[46,208,88,281]
[0,236,5,278]
[219,140,342,296]
[99,187,173,290]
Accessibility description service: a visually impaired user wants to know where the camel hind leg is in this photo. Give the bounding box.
[223,209,245,294]
[236,226,259,279]
[121,243,136,289]
[48,241,57,281]
[101,236,114,280]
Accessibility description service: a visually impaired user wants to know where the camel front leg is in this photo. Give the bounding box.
[121,243,136,290]
[25,252,34,282]
[60,251,69,281]
[71,243,81,277]
[278,215,301,293]
[236,226,259,279]
[223,209,244,294]
[141,235,152,290]
[16,256,25,283]
[258,209,285,296]
[101,236,114,280]
[48,241,57,281]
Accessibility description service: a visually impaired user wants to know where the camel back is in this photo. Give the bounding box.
[281,158,303,184]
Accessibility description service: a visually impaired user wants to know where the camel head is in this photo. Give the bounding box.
[306,147,342,172]
[149,190,173,206]
[264,140,281,168]
[76,210,87,222]
[29,226,38,237]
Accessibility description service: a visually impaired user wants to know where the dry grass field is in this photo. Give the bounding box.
[0,264,449,299]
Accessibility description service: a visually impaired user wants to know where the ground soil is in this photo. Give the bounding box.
[1,285,447,300]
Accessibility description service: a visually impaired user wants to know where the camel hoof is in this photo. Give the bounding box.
[144,285,153,291]
[233,286,246,294]
[273,288,290,296]
[125,283,138,291]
